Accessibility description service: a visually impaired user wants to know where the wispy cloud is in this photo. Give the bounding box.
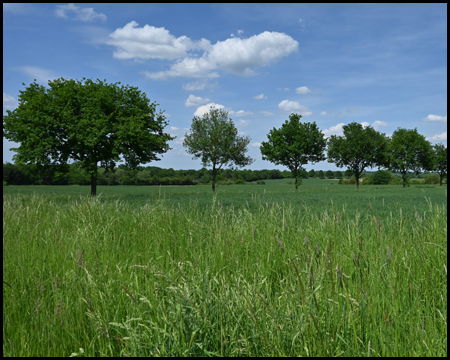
[320,111,327,116]
[55,3,106,22]
[3,93,17,111]
[253,94,267,99]
[229,110,254,117]
[14,66,61,84]
[251,142,261,147]
[260,111,274,116]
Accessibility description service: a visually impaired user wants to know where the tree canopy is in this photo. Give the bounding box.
[182,108,254,192]
[388,128,435,187]
[260,114,326,191]
[3,78,175,195]
[327,122,389,189]
[432,143,447,186]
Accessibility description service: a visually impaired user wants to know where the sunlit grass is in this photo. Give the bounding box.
[2,186,447,356]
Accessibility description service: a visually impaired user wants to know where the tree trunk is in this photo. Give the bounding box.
[212,164,216,192]
[402,172,406,188]
[439,174,443,186]
[90,167,97,196]
[355,173,360,190]
[295,176,299,192]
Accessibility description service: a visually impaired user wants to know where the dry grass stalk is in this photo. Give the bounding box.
[337,212,341,225]
[337,265,343,287]
[384,311,389,329]
[252,227,256,240]
[304,236,309,247]
[387,246,391,264]
[76,249,85,268]
[275,236,284,252]
[120,284,137,304]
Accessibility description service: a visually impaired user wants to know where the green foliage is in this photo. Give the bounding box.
[260,114,326,191]
[338,176,357,185]
[388,177,404,185]
[235,179,244,184]
[326,170,334,179]
[3,78,174,196]
[424,174,440,184]
[327,122,389,189]
[183,108,253,192]
[317,170,325,179]
[372,170,393,185]
[388,128,435,188]
[334,170,343,179]
[3,181,7,186]
[432,143,447,186]
[308,169,316,178]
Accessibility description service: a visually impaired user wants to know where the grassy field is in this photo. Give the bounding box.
[3,180,447,356]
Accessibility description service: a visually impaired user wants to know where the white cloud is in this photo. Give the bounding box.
[126,29,298,79]
[229,110,254,117]
[423,114,447,122]
[277,87,290,91]
[252,142,262,147]
[361,122,370,128]
[278,100,312,116]
[194,103,225,117]
[15,66,60,84]
[372,120,388,130]
[322,123,345,138]
[3,93,17,111]
[253,94,266,99]
[170,126,179,130]
[106,21,198,60]
[182,80,213,91]
[428,131,447,141]
[320,111,327,116]
[55,3,106,22]
[185,94,211,107]
[260,111,274,116]
[295,86,311,94]
[237,119,250,128]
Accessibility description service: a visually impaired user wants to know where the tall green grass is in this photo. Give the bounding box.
[3,191,447,356]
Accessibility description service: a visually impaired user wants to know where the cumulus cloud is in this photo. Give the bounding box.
[253,94,266,99]
[428,131,447,141]
[260,111,274,116]
[107,21,200,60]
[55,3,106,22]
[278,100,312,116]
[3,93,17,111]
[185,94,211,107]
[372,120,388,130]
[193,103,225,117]
[182,80,213,91]
[423,114,447,122]
[361,122,370,128]
[252,142,262,147]
[320,111,327,116]
[107,24,299,79]
[322,123,345,138]
[295,86,311,94]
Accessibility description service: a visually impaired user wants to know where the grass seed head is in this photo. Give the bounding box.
[276,236,285,252]
[387,245,391,264]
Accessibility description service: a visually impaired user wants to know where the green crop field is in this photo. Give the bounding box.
[3,180,447,356]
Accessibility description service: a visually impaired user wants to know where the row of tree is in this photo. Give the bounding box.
[3,161,359,186]
[3,78,447,195]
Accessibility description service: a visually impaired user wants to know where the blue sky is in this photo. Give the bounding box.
[3,3,447,172]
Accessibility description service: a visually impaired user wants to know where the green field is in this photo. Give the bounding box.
[3,180,447,356]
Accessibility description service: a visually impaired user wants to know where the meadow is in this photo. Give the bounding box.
[3,179,447,356]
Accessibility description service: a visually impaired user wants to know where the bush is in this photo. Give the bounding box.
[235,179,244,184]
[256,180,265,185]
[3,181,7,186]
[339,176,357,185]
[388,177,403,185]
[362,175,374,185]
[372,170,393,185]
[424,174,440,184]
[410,179,424,185]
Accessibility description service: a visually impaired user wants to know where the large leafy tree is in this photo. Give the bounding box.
[3,78,175,196]
[183,108,254,192]
[432,143,447,186]
[260,114,326,191]
[327,122,389,190]
[388,128,435,188]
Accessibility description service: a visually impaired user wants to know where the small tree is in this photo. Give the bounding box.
[334,170,343,179]
[326,170,334,179]
[308,169,316,178]
[260,114,326,191]
[327,122,389,190]
[317,170,325,179]
[183,108,254,192]
[432,143,447,186]
[3,78,175,196]
[388,128,435,188]
[372,170,393,185]
[344,169,353,178]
